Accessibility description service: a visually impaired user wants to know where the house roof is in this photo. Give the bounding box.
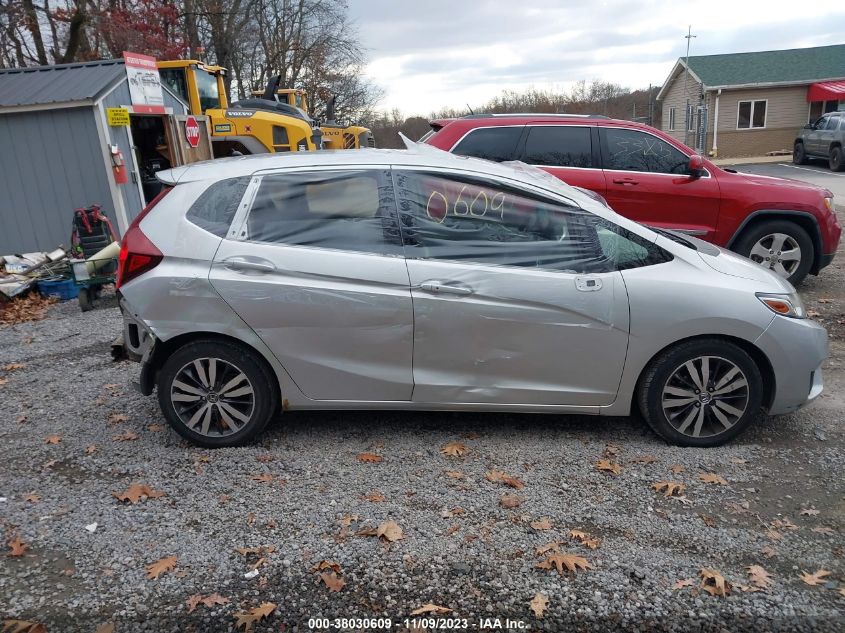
[0,59,126,109]
[657,44,845,100]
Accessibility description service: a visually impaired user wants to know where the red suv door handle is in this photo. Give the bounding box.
[612,177,640,185]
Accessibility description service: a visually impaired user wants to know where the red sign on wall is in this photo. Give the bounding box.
[185,115,201,148]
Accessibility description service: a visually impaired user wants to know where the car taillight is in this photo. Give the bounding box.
[116,187,171,288]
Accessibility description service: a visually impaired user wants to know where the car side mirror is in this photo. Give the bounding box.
[688,154,705,178]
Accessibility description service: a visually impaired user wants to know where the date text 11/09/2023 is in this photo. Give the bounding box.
[306,617,530,630]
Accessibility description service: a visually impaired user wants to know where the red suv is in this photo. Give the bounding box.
[424,114,840,285]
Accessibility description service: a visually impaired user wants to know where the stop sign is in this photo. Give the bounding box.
[184,115,200,148]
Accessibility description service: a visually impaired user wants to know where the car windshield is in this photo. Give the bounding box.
[196,70,221,112]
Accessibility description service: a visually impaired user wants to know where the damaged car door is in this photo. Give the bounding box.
[210,167,414,402]
[392,168,630,407]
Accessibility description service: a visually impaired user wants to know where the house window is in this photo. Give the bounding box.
[737,100,767,129]
[668,107,676,131]
[809,100,839,123]
[687,105,695,132]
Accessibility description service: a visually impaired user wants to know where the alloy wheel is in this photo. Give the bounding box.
[661,355,749,438]
[747,233,801,278]
[170,357,255,437]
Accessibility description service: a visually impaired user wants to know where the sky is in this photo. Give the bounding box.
[347,0,845,115]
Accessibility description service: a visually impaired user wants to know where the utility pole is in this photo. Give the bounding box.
[682,25,696,146]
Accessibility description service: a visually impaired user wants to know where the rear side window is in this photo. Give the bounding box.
[451,127,522,162]
[186,177,250,237]
[523,126,593,167]
[601,128,690,174]
[245,169,401,255]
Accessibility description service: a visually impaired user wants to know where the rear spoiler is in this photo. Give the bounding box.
[429,118,457,131]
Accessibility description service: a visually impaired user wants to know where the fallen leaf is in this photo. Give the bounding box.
[440,441,467,457]
[0,377,7,385]
[771,518,799,531]
[147,424,165,432]
[185,593,227,613]
[109,413,129,424]
[632,455,657,464]
[747,564,773,589]
[112,430,139,442]
[145,555,177,580]
[7,534,28,557]
[234,602,276,633]
[799,569,830,586]
[445,470,464,479]
[251,474,273,484]
[811,526,835,535]
[700,568,731,597]
[357,452,384,463]
[669,464,685,474]
[441,507,466,519]
[22,335,34,344]
[23,493,40,503]
[673,578,695,589]
[595,459,621,475]
[311,560,341,573]
[485,470,525,489]
[3,362,25,371]
[760,546,778,558]
[1,620,46,633]
[112,483,166,504]
[410,603,452,615]
[652,481,686,497]
[698,473,728,485]
[765,529,783,541]
[319,571,346,592]
[500,494,522,508]
[361,492,386,502]
[536,552,591,575]
[839,588,845,599]
[256,454,274,463]
[800,508,820,516]
[16,415,26,424]
[530,518,553,530]
[569,529,601,549]
[536,541,563,556]
[807,309,822,318]
[529,592,549,618]
[377,520,404,542]
[699,514,716,527]
[45,434,61,444]
[729,457,748,464]
[95,623,115,633]
[186,594,203,613]
[85,445,98,454]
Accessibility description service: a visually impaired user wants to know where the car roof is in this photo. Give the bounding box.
[157,144,556,187]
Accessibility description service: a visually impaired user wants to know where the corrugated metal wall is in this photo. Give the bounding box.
[0,105,115,254]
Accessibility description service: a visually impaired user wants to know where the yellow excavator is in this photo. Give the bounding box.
[251,80,375,150]
[158,60,320,156]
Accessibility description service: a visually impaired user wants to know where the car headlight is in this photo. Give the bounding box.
[756,292,806,318]
[824,196,834,211]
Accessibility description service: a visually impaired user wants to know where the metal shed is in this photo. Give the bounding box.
[0,59,194,254]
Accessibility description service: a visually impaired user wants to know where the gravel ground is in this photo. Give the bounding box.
[2,227,845,632]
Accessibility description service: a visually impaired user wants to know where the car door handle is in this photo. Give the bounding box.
[419,280,473,296]
[612,177,639,185]
[223,257,276,273]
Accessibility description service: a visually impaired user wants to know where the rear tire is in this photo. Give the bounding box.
[830,146,844,172]
[156,339,278,447]
[733,219,814,286]
[638,338,763,447]
[793,141,808,165]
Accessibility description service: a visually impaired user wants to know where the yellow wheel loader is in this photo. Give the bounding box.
[158,60,320,156]
[251,81,375,150]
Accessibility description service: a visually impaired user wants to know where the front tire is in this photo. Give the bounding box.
[793,141,808,165]
[733,219,814,286]
[830,146,844,172]
[638,339,763,447]
[156,339,278,447]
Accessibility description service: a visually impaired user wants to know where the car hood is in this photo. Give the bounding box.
[722,169,830,196]
[699,245,794,290]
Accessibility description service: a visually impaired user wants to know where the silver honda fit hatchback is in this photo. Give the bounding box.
[117,144,827,448]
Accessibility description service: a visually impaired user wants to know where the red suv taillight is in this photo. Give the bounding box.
[116,187,171,289]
